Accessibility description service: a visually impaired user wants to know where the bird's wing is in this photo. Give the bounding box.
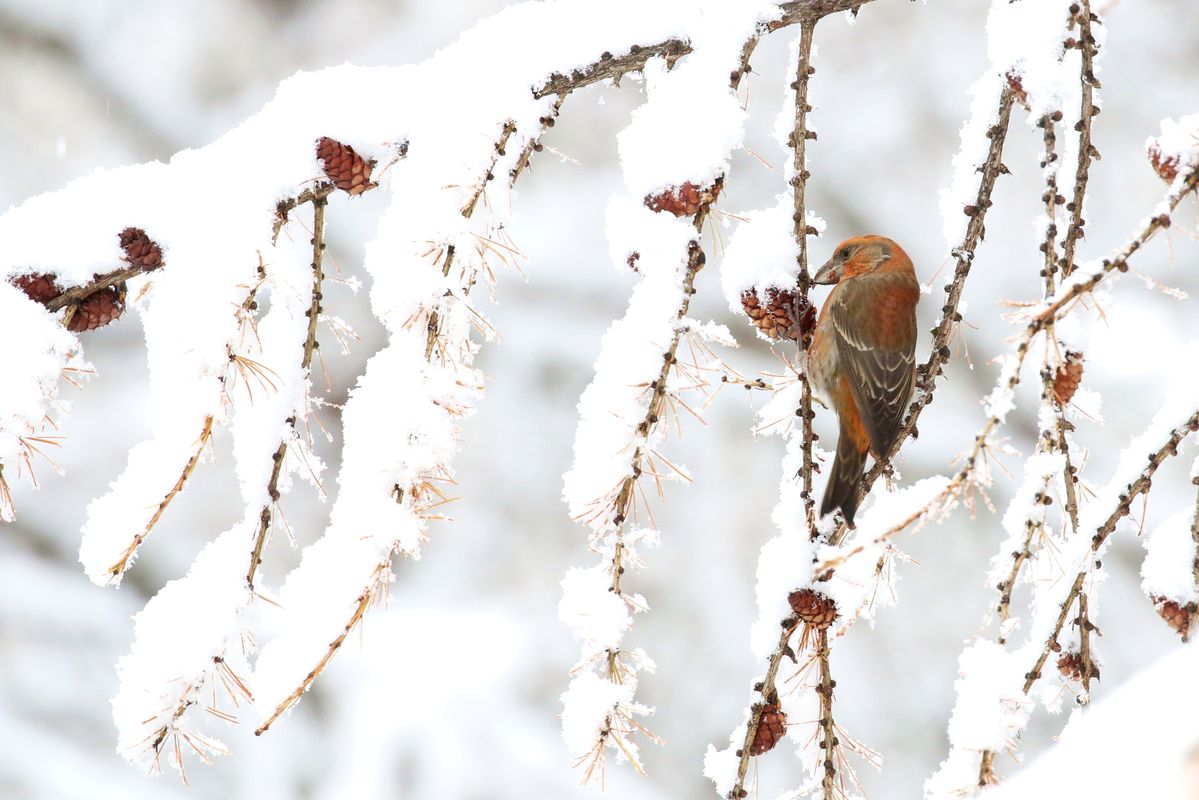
[830,272,918,458]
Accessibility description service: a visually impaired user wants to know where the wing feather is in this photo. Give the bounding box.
[830,274,917,458]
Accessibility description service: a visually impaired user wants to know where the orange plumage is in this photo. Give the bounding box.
[808,235,919,525]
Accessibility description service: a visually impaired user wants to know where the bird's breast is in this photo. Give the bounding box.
[807,316,839,403]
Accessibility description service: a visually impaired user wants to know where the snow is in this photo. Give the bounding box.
[986,0,1073,120]
[986,644,1199,800]
[1142,510,1199,605]
[1074,344,1199,546]
[0,282,83,518]
[3,0,1197,796]
[1147,113,1199,177]
[719,196,800,312]
[559,565,634,652]
[986,452,1064,591]
[558,1,778,773]
[112,523,253,771]
[703,723,746,798]
[559,671,646,764]
[939,70,1003,251]
[924,641,1033,800]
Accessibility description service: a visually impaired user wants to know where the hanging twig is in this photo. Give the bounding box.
[104,416,214,580]
[947,168,1198,512]
[246,195,328,589]
[1020,409,1199,696]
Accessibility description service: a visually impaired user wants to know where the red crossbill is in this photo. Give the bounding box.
[808,236,919,525]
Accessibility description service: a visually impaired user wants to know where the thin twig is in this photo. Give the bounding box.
[1192,482,1199,592]
[510,99,562,187]
[995,112,1064,645]
[1020,409,1199,695]
[424,122,517,361]
[950,168,1199,507]
[530,0,874,100]
[1059,0,1101,278]
[44,264,159,312]
[256,563,386,735]
[791,18,819,533]
[260,119,542,737]
[247,196,327,589]
[274,184,335,243]
[815,628,837,799]
[602,38,764,770]
[106,416,213,581]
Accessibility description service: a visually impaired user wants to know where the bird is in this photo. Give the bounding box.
[807,235,919,526]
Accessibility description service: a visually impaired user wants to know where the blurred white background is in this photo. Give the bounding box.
[1,1,1197,798]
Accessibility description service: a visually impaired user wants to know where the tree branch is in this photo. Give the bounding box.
[530,0,875,101]
[247,195,327,590]
[1059,0,1101,278]
[830,85,1017,546]
[728,18,834,799]
[1021,409,1199,695]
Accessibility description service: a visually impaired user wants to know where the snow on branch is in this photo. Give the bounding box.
[707,19,837,800]
[922,13,1199,786]
[930,386,1199,797]
[1141,502,1199,642]
[559,5,770,780]
[0,0,882,776]
[3,0,1195,791]
[949,164,1199,515]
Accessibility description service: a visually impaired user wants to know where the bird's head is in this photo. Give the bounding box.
[812,235,912,285]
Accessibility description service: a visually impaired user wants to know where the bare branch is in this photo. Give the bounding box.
[952,167,1198,506]
[1059,0,1101,278]
[1021,409,1199,696]
[530,0,875,100]
[247,195,327,590]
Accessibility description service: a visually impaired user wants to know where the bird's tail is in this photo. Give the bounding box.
[820,424,867,526]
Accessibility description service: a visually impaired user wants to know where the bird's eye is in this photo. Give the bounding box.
[839,247,851,259]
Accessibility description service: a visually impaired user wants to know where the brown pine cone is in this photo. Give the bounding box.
[1056,651,1082,680]
[1006,71,1030,111]
[644,181,722,217]
[316,136,377,196]
[788,589,837,629]
[1146,142,1179,183]
[10,273,62,304]
[1152,597,1194,641]
[741,288,816,344]
[1056,650,1101,682]
[67,285,125,332]
[119,227,163,270]
[1052,351,1084,405]
[749,704,787,756]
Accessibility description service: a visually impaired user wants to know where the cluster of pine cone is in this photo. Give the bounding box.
[741,288,816,344]
[8,227,163,332]
[643,181,723,217]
